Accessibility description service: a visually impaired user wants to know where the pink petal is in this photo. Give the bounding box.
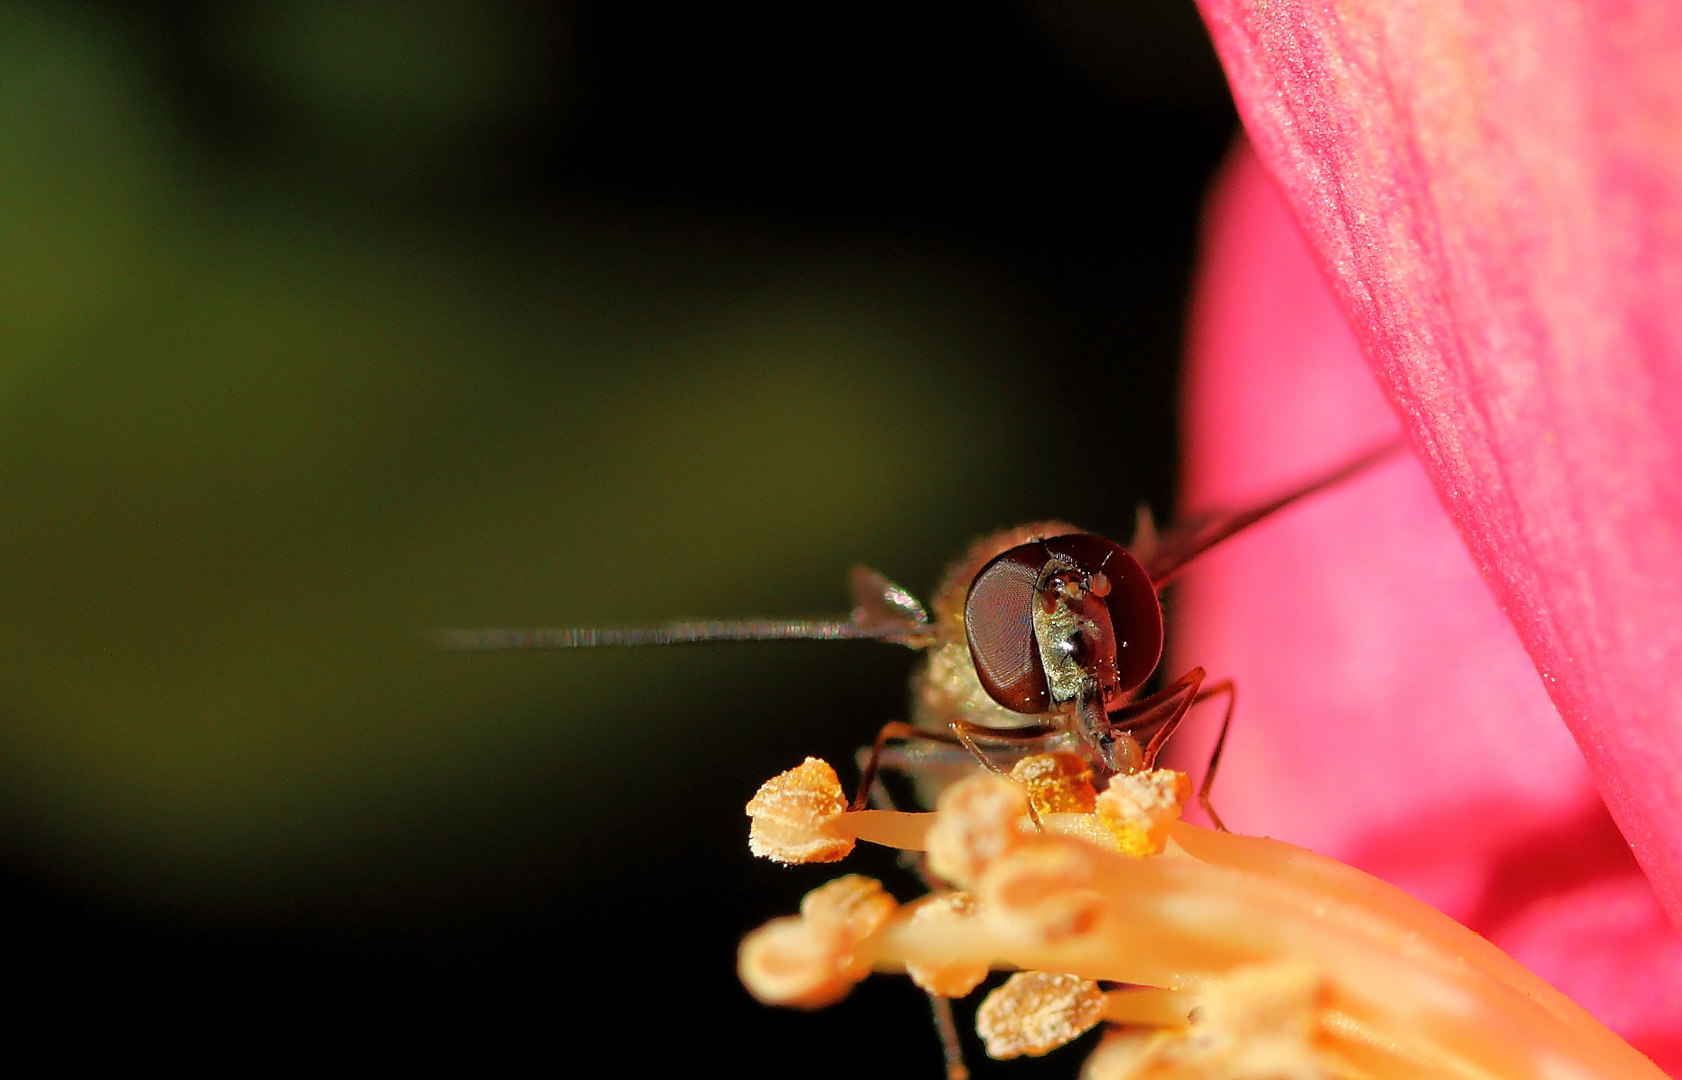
[1168,140,1682,1071]
[1193,0,1682,936]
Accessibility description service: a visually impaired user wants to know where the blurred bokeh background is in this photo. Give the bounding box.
[0,0,1235,1070]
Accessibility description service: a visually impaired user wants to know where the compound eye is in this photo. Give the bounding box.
[964,544,1052,714]
[1040,533,1163,694]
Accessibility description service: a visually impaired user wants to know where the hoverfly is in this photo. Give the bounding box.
[435,439,1403,826]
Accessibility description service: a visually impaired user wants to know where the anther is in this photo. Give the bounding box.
[925,774,1031,888]
[737,875,899,1009]
[1009,752,1098,815]
[975,972,1107,1059]
[1094,769,1190,857]
[746,757,935,861]
[746,757,854,864]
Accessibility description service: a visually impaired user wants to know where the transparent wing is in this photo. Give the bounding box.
[848,565,931,637]
[432,619,881,650]
[1139,438,1407,587]
[434,566,932,651]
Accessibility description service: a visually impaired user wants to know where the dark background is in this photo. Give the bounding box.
[0,0,1234,1070]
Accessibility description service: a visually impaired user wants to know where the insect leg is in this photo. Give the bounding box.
[1109,666,1207,764]
[1110,670,1239,831]
[929,993,970,1080]
[1191,679,1236,832]
[948,720,1036,827]
[852,720,1058,811]
[852,721,926,812]
[949,720,1053,831]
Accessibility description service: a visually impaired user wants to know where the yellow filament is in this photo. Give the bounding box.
[1101,987,1195,1028]
[863,827,1662,1080]
[740,761,1660,1080]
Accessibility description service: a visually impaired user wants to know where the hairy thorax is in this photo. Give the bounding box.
[910,521,1083,733]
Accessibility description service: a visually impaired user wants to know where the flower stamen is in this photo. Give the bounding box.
[737,757,1665,1079]
[976,971,1107,1059]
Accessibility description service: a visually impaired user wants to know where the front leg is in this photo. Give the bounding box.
[851,719,1059,812]
[1108,668,1237,830]
[1108,666,1208,767]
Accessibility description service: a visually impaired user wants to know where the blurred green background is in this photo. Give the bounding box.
[0,0,1233,1069]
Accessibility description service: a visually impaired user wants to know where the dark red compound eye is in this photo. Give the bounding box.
[963,533,1163,716]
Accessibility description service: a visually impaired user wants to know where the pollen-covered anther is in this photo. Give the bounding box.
[903,891,990,999]
[1094,768,1191,857]
[975,971,1107,1060]
[1082,960,1337,1080]
[977,835,1106,944]
[746,757,855,864]
[1010,752,1098,814]
[925,774,1031,888]
[737,875,899,1009]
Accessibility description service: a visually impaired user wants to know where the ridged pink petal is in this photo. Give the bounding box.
[1170,139,1682,1071]
[1192,0,1682,937]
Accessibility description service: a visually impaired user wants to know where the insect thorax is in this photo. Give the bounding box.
[912,639,1048,731]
